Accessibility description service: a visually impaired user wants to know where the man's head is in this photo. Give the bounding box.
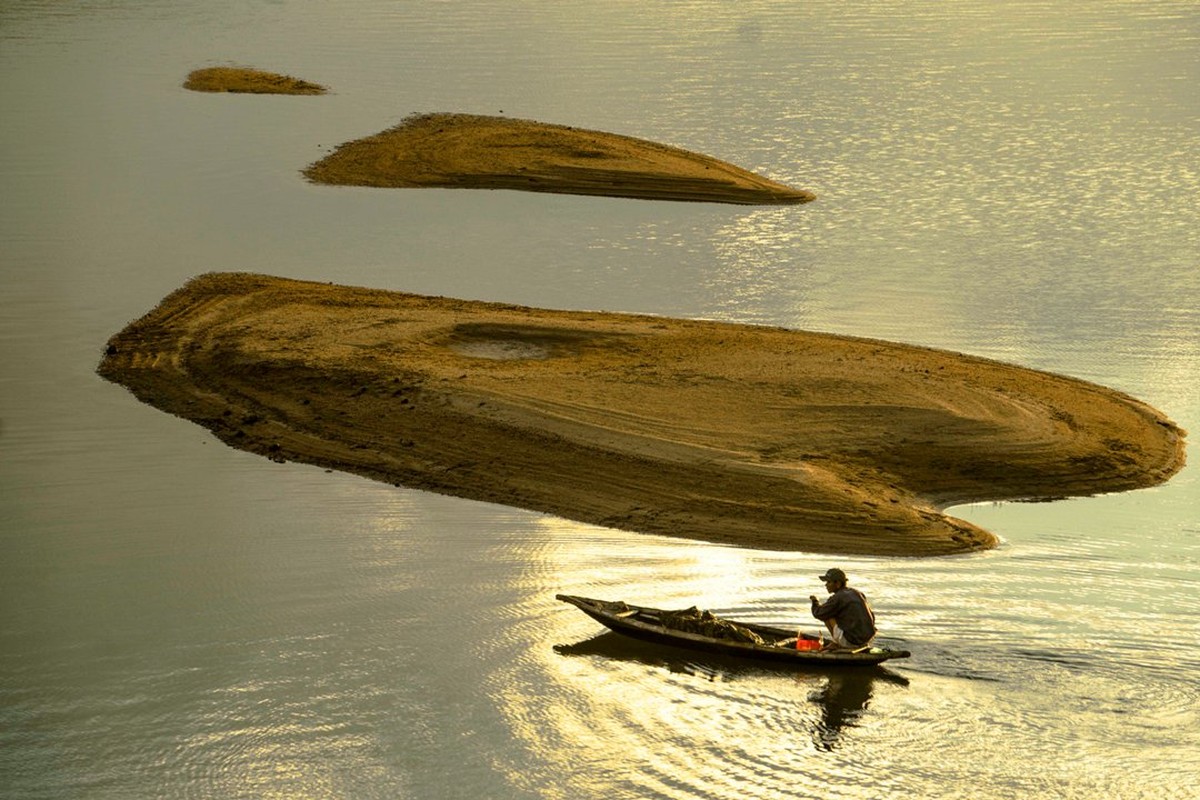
[818,567,847,589]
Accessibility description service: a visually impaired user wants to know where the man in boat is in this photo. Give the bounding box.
[809,568,876,650]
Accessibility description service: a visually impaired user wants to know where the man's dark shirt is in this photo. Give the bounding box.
[811,587,877,646]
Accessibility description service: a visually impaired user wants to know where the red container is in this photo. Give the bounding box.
[796,638,821,651]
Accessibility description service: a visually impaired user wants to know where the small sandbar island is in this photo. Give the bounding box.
[99,273,1185,557]
[183,66,327,95]
[303,112,815,204]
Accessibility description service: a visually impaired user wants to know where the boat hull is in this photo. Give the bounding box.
[557,594,910,667]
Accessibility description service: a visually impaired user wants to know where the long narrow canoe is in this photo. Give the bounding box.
[557,594,910,667]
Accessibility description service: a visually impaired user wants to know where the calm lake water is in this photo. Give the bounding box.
[2,2,1198,798]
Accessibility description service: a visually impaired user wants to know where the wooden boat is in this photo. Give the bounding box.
[557,594,911,667]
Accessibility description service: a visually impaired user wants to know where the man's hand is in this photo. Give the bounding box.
[809,595,818,604]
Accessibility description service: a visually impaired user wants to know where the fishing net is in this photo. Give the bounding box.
[657,606,766,646]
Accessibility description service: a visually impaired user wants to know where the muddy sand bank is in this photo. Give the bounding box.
[304,113,815,205]
[98,273,1185,556]
[184,67,327,95]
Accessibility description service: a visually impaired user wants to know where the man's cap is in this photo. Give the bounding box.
[818,568,847,582]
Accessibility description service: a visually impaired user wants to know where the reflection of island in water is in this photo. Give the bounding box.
[555,631,908,749]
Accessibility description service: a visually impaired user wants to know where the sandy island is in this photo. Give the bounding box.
[97,274,1185,556]
[303,113,816,205]
[184,67,327,95]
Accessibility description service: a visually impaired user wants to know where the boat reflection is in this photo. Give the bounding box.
[554,631,909,749]
[807,670,883,751]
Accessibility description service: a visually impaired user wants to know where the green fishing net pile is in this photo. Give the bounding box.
[658,607,766,646]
